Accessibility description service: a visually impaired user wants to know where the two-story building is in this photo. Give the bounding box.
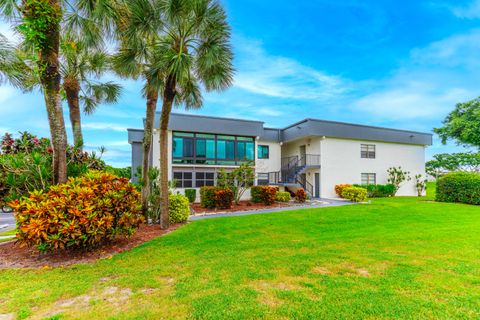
[128,113,432,199]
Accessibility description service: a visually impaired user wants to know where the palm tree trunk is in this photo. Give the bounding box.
[64,78,83,149]
[141,85,158,218]
[35,0,68,184]
[159,75,176,229]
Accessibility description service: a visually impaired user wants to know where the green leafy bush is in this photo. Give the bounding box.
[276,191,291,202]
[335,184,352,197]
[341,187,368,202]
[295,188,307,203]
[353,184,395,198]
[200,186,221,208]
[168,193,190,224]
[9,171,143,252]
[251,186,277,205]
[105,166,131,179]
[184,189,197,203]
[436,172,480,205]
[214,189,234,209]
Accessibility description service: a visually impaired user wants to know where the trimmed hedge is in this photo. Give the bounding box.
[169,194,190,223]
[251,186,277,205]
[353,184,395,198]
[341,187,368,202]
[200,186,221,208]
[214,189,234,209]
[276,191,291,202]
[295,188,307,203]
[335,184,352,197]
[436,172,480,205]
[184,189,196,203]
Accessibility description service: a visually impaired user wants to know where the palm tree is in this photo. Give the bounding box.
[0,0,119,183]
[0,33,28,88]
[112,0,165,216]
[61,37,122,149]
[155,0,234,228]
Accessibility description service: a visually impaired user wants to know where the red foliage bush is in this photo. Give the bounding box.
[9,171,143,252]
[295,188,307,203]
[250,186,277,205]
[214,188,234,209]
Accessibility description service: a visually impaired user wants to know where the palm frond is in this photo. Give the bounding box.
[82,81,122,114]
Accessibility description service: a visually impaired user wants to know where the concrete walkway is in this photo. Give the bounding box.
[0,211,15,233]
[189,199,355,220]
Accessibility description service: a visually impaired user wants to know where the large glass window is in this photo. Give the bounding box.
[173,132,254,165]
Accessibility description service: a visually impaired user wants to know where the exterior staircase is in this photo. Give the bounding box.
[267,154,320,197]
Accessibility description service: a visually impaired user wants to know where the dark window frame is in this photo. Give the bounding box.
[258,145,269,159]
[361,144,376,159]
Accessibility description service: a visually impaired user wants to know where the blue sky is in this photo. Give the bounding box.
[1,0,480,167]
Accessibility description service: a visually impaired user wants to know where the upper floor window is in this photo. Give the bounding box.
[361,144,376,159]
[172,132,254,165]
[258,145,269,159]
[361,173,376,185]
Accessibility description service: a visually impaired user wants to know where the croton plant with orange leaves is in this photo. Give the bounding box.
[9,171,143,252]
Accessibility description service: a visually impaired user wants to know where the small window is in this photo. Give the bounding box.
[257,173,269,186]
[173,171,193,188]
[361,173,376,185]
[361,144,376,159]
[258,145,269,159]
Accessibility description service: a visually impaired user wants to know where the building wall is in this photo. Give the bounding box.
[320,138,426,198]
[255,140,282,174]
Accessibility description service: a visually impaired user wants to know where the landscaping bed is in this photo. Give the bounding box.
[0,223,183,269]
[190,200,328,215]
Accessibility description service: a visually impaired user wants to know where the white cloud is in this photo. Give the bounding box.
[233,37,349,100]
[450,0,480,18]
[82,122,128,132]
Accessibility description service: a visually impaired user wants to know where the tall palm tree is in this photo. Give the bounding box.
[61,37,122,149]
[112,0,165,216]
[0,33,29,88]
[0,0,120,183]
[155,0,234,228]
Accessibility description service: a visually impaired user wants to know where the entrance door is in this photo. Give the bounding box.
[299,145,306,166]
[315,173,320,198]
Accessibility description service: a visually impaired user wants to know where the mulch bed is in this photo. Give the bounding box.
[0,223,183,269]
[190,200,292,215]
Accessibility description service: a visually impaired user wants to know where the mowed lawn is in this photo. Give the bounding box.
[1,186,480,319]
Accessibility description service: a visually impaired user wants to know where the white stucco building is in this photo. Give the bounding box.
[128,113,432,199]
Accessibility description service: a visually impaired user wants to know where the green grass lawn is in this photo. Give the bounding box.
[0,229,16,243]
[2,190,480,319]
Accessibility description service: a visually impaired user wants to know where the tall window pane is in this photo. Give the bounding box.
[196,139,206,157]
[206,140,215,158]
[246,142,254,160]
[173,137,183,158]
[217,140,226,159]
[237,142,246,159]
[226,141,235,159]
[184,138,194,157]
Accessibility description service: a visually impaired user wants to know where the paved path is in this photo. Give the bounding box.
[189,199,355,220]
[0,211,15,233]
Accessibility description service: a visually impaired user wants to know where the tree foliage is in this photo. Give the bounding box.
[426,152,480,178]
[434,97,480,148]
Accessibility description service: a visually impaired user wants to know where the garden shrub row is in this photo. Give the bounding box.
[436,172,480,205]
[353,184,395,198]
[341,187,368,202]
[9,171,144,252]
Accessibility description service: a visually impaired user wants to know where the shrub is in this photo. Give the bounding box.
[214,189,234,209]
[353,184,395,198]
[341,187,368,202]
[105,166,131,179]
[387,167,411,195]
[251,186,277,205]
[276,191,291,202]
[295,188,307,203]
[335,184,352,197]
[217,164,255,204]
[184,189,197,203]
[169,193,190,224]
[414,174,428,197]
[8,171,143,252]
[200,186,221,208]
[251,186,263,203]
[436,172,480,205]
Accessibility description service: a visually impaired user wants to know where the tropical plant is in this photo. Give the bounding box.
[295,188,307,203]
[387,167,411,195]
[335,184,352,197]
[434,97,480,148]
[9,171,143,252]
[200,186,221,209]
[168,193,190,224]
[217,163,255,204]
[184,189,196,203]
[276,191,291,202]
[214,188,234,209]
[0,33,29,88]
[154,0,234,228]
[112,0,165,216]
[413,174,427,197]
